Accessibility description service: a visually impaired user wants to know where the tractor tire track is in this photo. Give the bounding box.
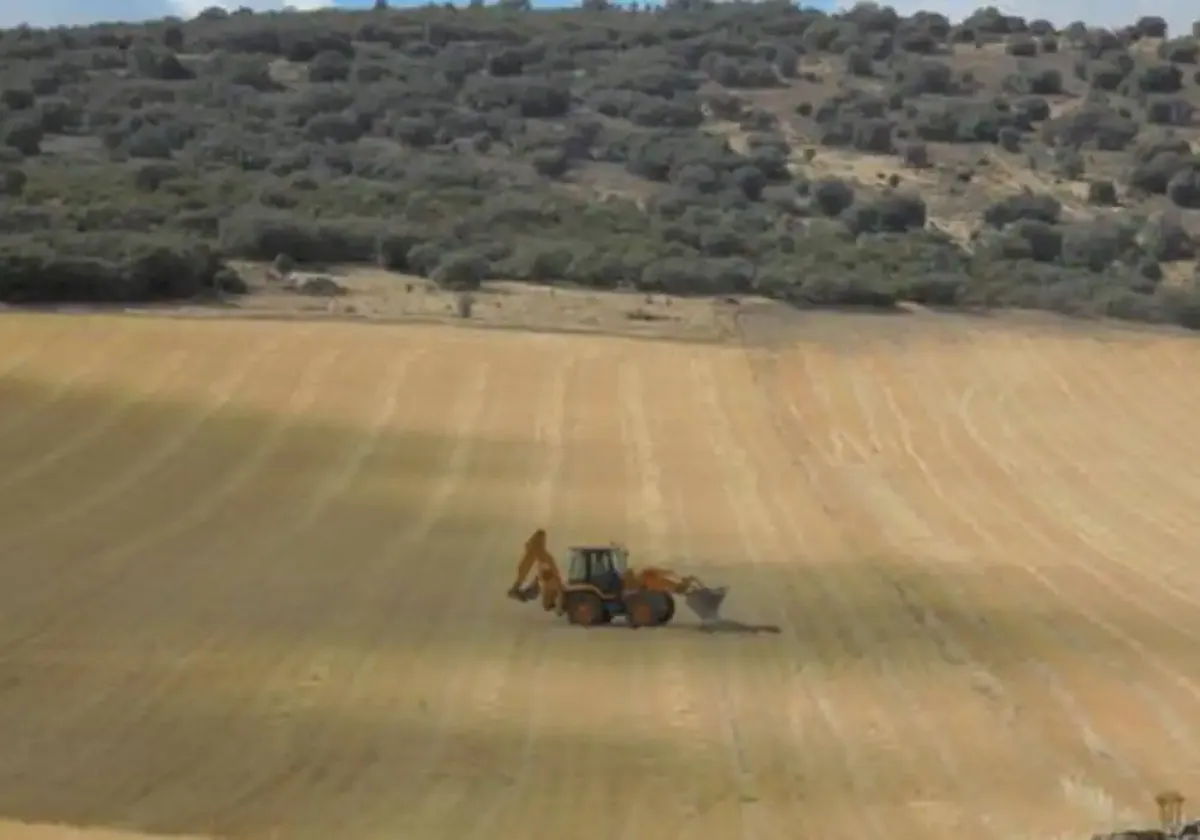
[618,359,726,840]
[0,337,343,814]
[949,332,1200,796]
[870,324,1193,816]
[486,343,592,840]
[513,345,634,840]
[786,343,996,840]
[0,348,192,495]
[463,338,576,840]
[1006,333,1200,608]
[859,334,1150,834]
[721,344,942,840]
[353,345,547,839]
[835,335,1137,833]
[957,333,1200,710]
[0,330,283,558]
[0,324,137,452]
[142,344,429,836]
[290,354,493,837]
[675,351,833,840]
[227,351,490,837]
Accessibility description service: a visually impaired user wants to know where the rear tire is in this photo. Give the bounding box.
[564,591,605,626]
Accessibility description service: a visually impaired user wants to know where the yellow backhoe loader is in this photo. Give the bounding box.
[506,528,728,627]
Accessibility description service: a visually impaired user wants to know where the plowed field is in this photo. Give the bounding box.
[2,309,1200,840]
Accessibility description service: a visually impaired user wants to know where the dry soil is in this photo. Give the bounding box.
[2,302,1200,840]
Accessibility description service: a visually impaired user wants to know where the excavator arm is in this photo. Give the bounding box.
[507,528,563,613]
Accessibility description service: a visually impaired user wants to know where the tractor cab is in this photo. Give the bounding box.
[566,545,629,596]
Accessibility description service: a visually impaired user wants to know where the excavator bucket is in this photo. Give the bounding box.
[684,585,728,623]
[508,581,540,602]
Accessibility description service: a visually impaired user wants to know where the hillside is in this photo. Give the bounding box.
[6,3,1200,327]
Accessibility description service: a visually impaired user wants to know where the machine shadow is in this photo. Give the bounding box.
[656,551,1200,678]
[507,544,1200,684]
[553,619,782,635]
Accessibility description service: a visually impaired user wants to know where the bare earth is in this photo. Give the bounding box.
[4,296,1200,840]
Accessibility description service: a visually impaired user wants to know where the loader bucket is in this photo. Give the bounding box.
[684,586,728,623]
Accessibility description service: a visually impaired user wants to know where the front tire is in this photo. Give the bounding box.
[658,592,676,625]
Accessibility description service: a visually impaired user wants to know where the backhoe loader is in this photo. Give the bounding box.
[506,529,728,627]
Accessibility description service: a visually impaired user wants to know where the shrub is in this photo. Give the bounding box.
[126,126,174,159]
[304,114,364,144]
[1015,96,1050,122]
[1087,61,1126,91]
[1142,213,1194,261]
[841,192,927,235]
[1134,63,1184,94]
[1161,38,1200,63]
[1043,106,1139,150]
[531,149,570,178]
[853,119,895,153]
[1134,16,1168,38]
[1054,147,1085,179]
[983,193,1062,227]
[218,213,380,264]
[1010,220,1063,262]
[1167,169,1200,208]
[1086,180,1118,205]
[1056,224,1113,271]
[0,234,230,303]
[893,59,955,96]
[37,97,83,133]
[432,252,488,290]
[811,178,855,216]
[133,162,183,192]
[845,47,873,76]
[0,159,26,191]
[1025,68,1063,95]
[3,118,43,156]
[0,88,34,110]
[1007,35,1037,56]
[731,165,767,200]
[1129,152,1195,194]
[997,127,1022,152]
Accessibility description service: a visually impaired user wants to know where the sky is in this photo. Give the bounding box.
[0,0,1194,46]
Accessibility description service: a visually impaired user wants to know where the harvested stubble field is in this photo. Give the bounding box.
[4,307,1200,840]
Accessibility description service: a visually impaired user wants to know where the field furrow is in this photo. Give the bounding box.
[775,343,1008,839]
[866,339,1131,835]
[873,334,1148,832]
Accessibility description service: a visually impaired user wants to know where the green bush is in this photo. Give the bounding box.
[0,233,230,303]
